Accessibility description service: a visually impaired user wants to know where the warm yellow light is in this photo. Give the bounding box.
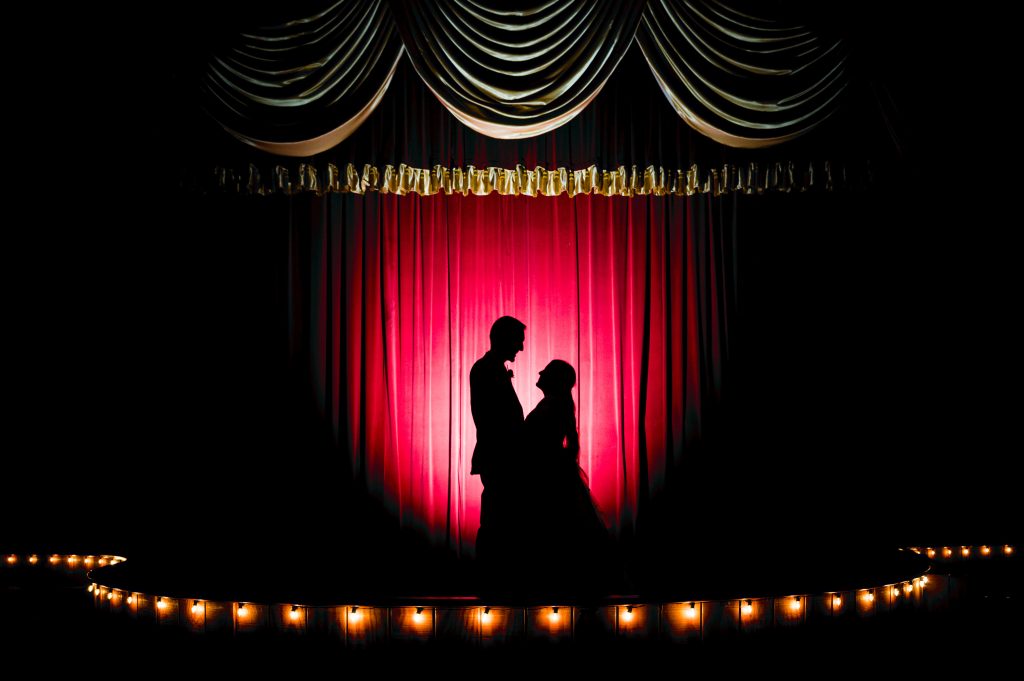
[943,547,952,557]
[549,607,560,623]
[28,555,38,565]
[98,558,108,566]
[741,600,753,616]
[789,597,802,612]
[108,592,114,601]
[84,557,94,566]
[191,601,202,615]
[237,604,248,618]
[49,555,60,565]
[157,598,167,610]
[67,556,78,565]
[480,608,492,624]
[349,607,362,624]
[892,587,900,597]
[920,576,929,585]
[981,546,991,556]
[685,603,697,619]
[833,595,843,608]
[126,596,134,605]
[87,584,95,593]
[621,607,634,623]
[1005,545,1014,555]
[412,607,426,624]
[864,591,875,603]
[904,583,913,593]
[289,606,300,621]
[927,548,936,558]
[6,555,16,565]
[961,547,970,557]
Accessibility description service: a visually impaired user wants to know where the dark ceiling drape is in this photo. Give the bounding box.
[390,0,645,139]
[200,0,848,155]
[286,190,736,553]
[202,0,404,156]
[637,0,848,148]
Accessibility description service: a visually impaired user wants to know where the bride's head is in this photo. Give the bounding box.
[536,359,576,396]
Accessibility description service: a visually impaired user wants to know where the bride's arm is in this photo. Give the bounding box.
[563,402,580,458]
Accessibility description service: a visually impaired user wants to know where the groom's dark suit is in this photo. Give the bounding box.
[470,350,524,561]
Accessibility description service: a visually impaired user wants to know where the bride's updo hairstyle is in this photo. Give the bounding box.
[541,359,576,394]
[539,359,580,456]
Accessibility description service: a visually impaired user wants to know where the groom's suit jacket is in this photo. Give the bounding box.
[469,350,524,479]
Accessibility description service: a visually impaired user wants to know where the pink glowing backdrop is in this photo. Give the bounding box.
[289,192,734,554]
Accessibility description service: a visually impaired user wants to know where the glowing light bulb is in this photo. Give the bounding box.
[833,595,843,608]
[49,556,60,565]
[98,558,108,566]
[191,601,202,615]
[349,607,362,624]
[622,606,634,623]
[685,603,697,619]
[549,607,560,623]
[480,607,492,624]
[108,592,114,601]
[126,596,133,605]
[892,587,900,598]
[289,606,300,621]
[1004,545,1014,556]
[943,547,952,558]
[981,546,991,556]
[920,576,929,586]
[237,604,248,618]
[87,584,95,593]
[28,555,38,565]
[790,597,802,612]
[67,556,78,565]
[864,591,875,603]
[741,600,753,616]
[6,555,16,565]
[961,547,970,558]
[904,583,913,594]
[157,598,167,610]
[927,548,936,558]
[84,557,94,566]
[412,607,426,624]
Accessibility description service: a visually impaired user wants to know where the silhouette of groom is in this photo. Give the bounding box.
[471,316,526,570]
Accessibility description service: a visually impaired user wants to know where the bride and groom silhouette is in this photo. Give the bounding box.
[471,316,611,594]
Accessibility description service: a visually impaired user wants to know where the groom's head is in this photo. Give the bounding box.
[490,316,526,362]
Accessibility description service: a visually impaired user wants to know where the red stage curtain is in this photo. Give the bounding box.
[289,192,736,554]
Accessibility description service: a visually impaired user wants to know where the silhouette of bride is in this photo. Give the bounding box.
[524,360,611,592]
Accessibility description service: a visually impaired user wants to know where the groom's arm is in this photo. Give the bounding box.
[469,363,492,434]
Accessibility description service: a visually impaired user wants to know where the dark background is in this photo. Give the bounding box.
[4,4,1018,565]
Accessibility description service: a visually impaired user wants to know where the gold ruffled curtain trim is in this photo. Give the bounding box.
[213,161,845,197]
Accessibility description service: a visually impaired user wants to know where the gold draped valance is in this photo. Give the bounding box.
[211,161,846,197]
